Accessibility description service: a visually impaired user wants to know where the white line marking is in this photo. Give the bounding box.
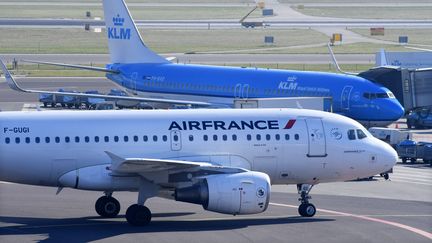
[270,202,432,240]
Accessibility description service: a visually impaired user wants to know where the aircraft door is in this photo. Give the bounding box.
[341,85,353,110]
[234,84,242,98]
[170,130,182,151]
[129,72,138,95]
[305,118,327,157]
[242,84,250,99]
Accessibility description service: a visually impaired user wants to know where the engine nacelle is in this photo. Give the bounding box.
[175,171,271,215]
[58,164,140,191]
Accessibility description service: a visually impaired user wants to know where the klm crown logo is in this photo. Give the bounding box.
[113,14,124,26]
[108,14,131,40]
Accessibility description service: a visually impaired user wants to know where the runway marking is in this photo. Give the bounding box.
[0,181,15,184]
[270,202,432,240]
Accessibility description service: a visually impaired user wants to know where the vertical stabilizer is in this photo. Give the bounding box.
[102,0,168,64]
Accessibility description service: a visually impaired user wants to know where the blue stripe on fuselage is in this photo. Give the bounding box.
[105,63,402,122]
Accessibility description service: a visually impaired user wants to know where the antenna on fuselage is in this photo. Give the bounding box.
[327,43,358,75]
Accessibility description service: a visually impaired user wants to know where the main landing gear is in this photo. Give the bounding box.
[95,192,120,218]
[297,184,316,217]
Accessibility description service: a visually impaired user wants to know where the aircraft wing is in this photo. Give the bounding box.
[0,59,211,106]
[106,151,246,174]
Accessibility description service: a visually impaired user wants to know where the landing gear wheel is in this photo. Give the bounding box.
[298,203,316,217]
[126,204,152,226]
[95,196,120,218]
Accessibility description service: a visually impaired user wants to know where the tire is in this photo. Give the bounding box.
[298,203,316,217]
[411,158,417,163]
[402,158,407,163]
[95,196,120,218]
[126,204,152,226]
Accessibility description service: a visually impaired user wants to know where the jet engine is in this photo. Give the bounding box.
[175,171,271,215]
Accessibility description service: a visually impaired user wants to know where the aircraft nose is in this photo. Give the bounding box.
[379,142,398,171]
[387,100,405,120]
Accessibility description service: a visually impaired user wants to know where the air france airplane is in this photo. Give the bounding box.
[0,108,397,226]
[4,0,404,127]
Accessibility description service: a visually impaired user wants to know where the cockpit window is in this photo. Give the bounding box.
[357,129,367,139]
[363,92,392,99]
[347,129,356,140]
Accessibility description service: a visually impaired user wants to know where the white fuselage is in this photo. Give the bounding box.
[0,109,397,190]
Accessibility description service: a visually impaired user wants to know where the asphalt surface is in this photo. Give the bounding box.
[0,53,376,65]
[0,164,431,243]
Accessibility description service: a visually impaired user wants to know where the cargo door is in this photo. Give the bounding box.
[305,118,327,157]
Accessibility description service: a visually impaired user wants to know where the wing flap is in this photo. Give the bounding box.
[105,151,213,173]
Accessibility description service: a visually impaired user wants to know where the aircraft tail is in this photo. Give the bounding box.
[102,0,168,64]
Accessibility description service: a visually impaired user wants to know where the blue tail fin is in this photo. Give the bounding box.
[102,0,169,64]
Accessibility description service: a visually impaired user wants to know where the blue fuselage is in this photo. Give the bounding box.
[106,63,404,126]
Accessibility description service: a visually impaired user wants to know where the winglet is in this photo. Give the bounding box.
[379,48,388,66]
[327,43,358,75]
[105,151,126,171]
[0,59,26,92]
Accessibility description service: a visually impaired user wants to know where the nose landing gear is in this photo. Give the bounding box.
[297,184,316,217]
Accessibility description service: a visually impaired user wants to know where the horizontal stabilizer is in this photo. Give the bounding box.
[22,60,119,73]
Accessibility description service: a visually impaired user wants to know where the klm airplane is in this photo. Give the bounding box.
[2,0,404,127]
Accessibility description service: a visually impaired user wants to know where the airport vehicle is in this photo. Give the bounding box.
[0,108,397,226]
[368,127,412,147]
[406,107,432,129]
[3,0,404,127]
[397,140,432,164]
[234,97,332,111]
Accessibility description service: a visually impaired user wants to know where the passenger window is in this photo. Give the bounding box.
[295,134,299,140]
[275,134,280,141]
[347,129,356,140]
[85,136,90,143]
[266,134,271,141]
[35,137,40,144]
[163,135,167,142]
[143,135,148,142]
[173,135,178,142]
[74,136,79,143]
[357,129,367,139]
[232,134,237,141]
[46,137,50,143]
[5,137,10,144]
[124,136,129,142]
[65,136,70,143]
[16,137,20,144]
[114,136,119,142]
[133,136,138,142]
[55,137,60,143]
[104,136,109,142]
[189,135,194,141]
[203,135,208,141]
[153,135,158,142]
[26,137,30,144]
[256,134,261,141]
[95,136,100,143]
[285,134,290,140]
[213,135,218,141]
[222,135,227,141]
[247,134,252,141]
